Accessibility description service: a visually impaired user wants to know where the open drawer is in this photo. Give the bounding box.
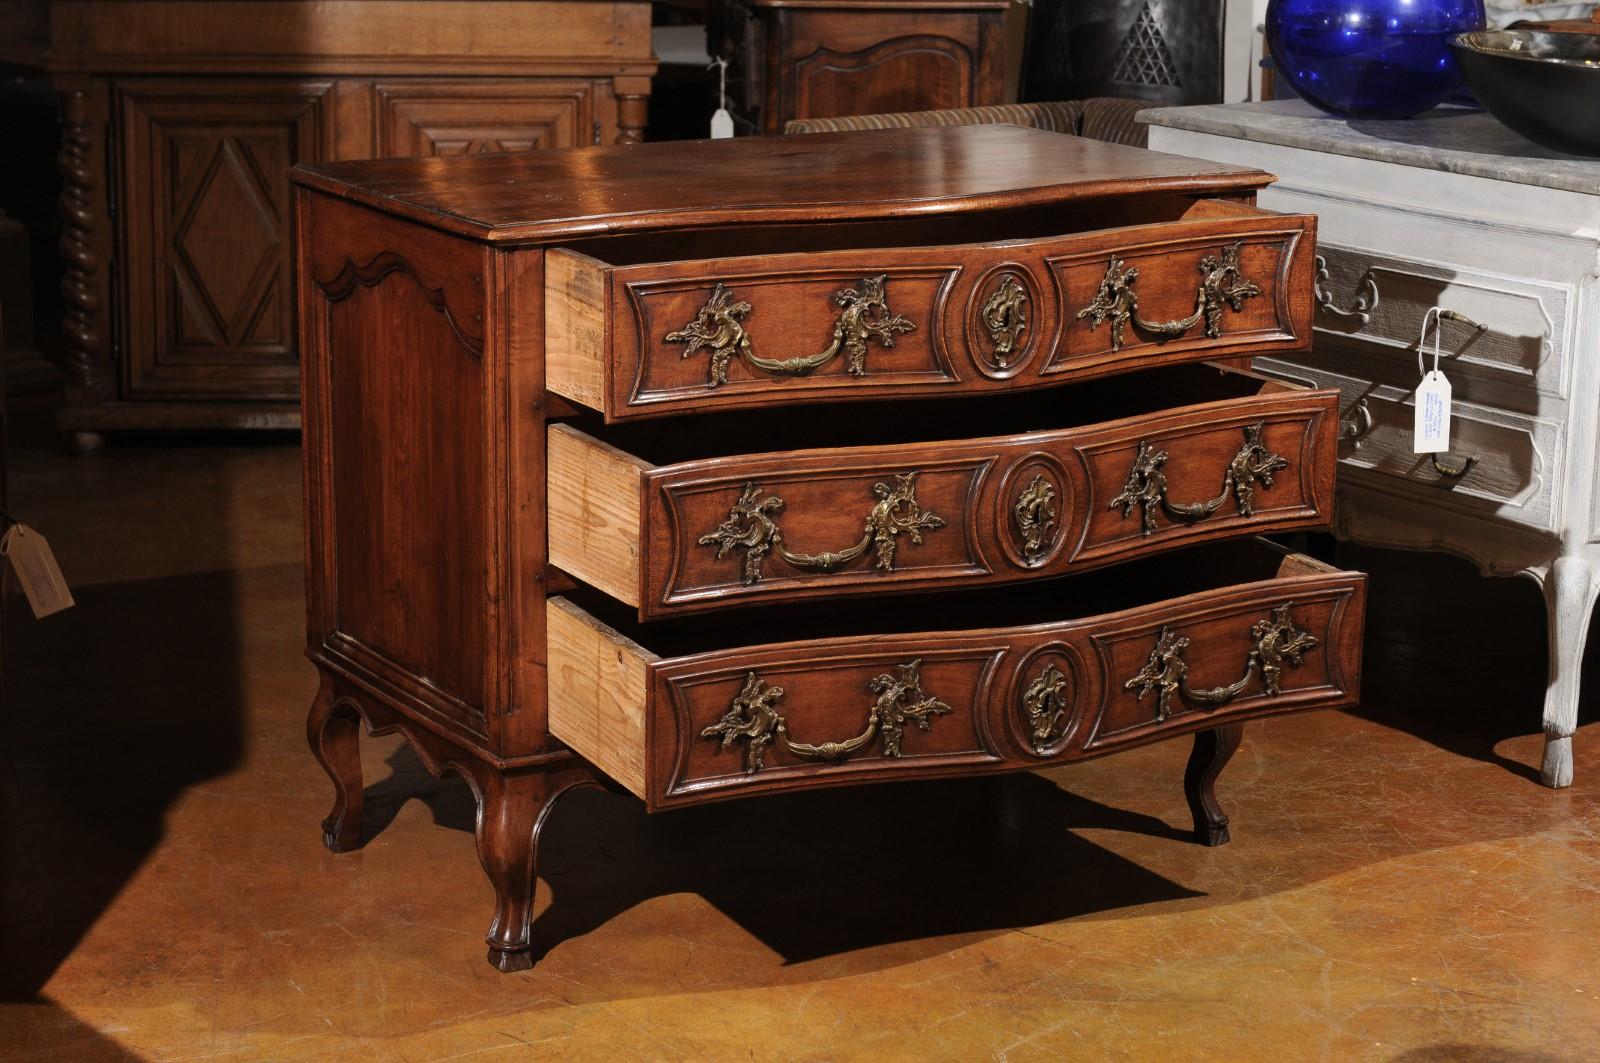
[547,538,1366,810]
[550,363,1338,618]
[546,199,1316,421]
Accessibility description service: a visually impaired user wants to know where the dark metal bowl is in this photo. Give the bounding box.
[1450,30,1600,157]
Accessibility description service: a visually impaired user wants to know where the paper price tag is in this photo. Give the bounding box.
[1413,370,1452,454]
[710,108,734,139]
[1,523,75,618]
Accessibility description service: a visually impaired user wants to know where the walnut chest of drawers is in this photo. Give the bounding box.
[290,125,1366,970]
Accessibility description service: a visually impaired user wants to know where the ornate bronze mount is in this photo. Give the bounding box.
[698,471,945,586]
[1012,474,1058,562]
[980,272,1029,367]
[1077,242,1261,352]
[1108,421,1289,536]
[665,275,915,386]
[701,660,952,774]
[1124,602,1319,722]
[1022,664,1071,753]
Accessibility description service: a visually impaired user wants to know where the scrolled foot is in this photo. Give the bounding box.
[487,946,534,973]
[306,677,365,853]
[1185,722,1244,847]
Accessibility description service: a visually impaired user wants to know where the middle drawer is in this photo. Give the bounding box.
[550,363,1338,618]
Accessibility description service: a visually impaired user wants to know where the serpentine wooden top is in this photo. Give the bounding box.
[290,125,1275,244]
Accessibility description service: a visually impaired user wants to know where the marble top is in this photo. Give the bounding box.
[1141,100,1600,196]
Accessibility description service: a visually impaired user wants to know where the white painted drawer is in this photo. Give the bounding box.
[1312,244,1571,399]
[1254,356,1565,533]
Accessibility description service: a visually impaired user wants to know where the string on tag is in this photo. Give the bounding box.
[709,57,734,139]
[1416,305,1448,379]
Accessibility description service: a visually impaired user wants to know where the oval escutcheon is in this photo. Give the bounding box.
[965,264,1041,378]
[1008,644,1084,759]
[996,454,1071,570]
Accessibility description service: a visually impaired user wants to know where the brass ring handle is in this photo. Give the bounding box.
[701,660,951,774]
[1123,602,1318,722]
[698,471,945,586]
[1430,453,1477,479]
[1077,241,1261,352]
[665,274,915,386]
[1109,421,1290,537]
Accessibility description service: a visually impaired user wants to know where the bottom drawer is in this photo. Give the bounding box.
[548,539,1366,810]
[1254,356,1562,532]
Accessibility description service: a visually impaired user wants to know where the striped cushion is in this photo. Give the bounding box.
[1078,97,1156,148]
[784,101,1084,136]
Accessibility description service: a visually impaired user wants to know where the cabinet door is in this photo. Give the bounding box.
[119,80,333,401]
[374,80,596,156]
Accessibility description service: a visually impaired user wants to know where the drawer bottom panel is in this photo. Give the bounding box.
[548,539,1366,810]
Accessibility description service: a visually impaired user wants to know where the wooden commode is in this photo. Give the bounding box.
[291,126,1367,969]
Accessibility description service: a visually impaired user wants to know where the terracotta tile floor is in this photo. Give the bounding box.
[1,439,1597,1062]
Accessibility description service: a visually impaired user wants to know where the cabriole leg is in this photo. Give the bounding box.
[475,766,598,972]
[306,675,364,853]
[1541,554,1600,788]
[1185,722,1245,847]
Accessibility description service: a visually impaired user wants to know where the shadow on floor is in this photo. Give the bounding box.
[360,742,1203,967]
[1330,539,1600,784]
[0,569,245,1001]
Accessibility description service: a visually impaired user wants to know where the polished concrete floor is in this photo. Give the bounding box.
[1,438,1597,1062]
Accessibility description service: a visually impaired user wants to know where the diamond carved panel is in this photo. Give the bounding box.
[170,137,283,347]
[119,80,331,401]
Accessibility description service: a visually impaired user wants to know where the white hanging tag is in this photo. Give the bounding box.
[1,523,75,618]
[1413,371,1452,454]
[709,57,735,139]
[1413,306,1453,454]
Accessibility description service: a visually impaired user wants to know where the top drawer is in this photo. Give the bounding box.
[546,200,1316,421]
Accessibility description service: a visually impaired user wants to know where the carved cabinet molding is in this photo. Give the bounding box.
[708,0,1009,134]
[47,0,656,440]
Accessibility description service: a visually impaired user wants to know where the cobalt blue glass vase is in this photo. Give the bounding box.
[1266,0,1486,118]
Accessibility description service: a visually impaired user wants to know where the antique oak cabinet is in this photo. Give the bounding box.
[48,0,656,447]
[291,126,1366,970]
[707,0,1009,134]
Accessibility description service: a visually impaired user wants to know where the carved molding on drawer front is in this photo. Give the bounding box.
[695,470,947,585]
[664,274,917,385]
[1123,602,1318,722]
[1082,588,1353,750]
[1075,242,1262,352]
[1107,422,1290,536]
[699,659,953,773]
[625,266,959,405]
[660,649,1006,800]
[1311,245,1569,395]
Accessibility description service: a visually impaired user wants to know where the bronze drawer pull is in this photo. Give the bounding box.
[698,470,944,585]
[1078,242,1261,352]
[1109,421,1289,536]
[701,660,952,774]
[1430,453,1477,479]
[665,274,915,386]
[1124,602,1318,722]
